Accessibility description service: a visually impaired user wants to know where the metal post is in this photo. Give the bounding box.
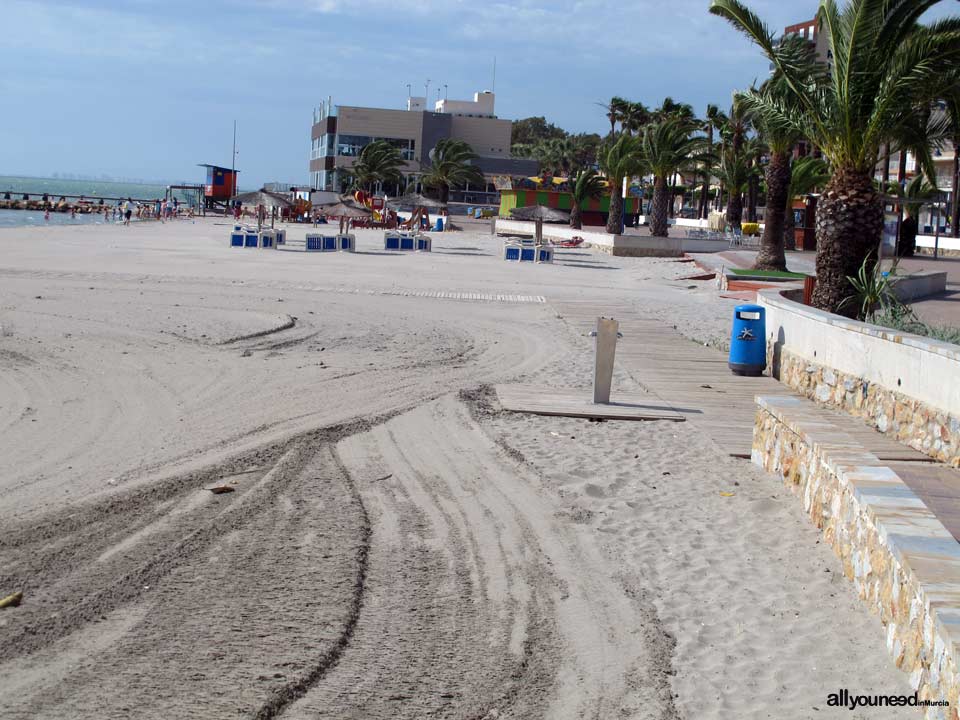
[934,193,941,260]
[592,317,620,405]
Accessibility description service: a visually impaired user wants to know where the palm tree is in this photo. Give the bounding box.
[743,135,767,223]
[599,133,645,234]
[569,169,605,229]
[719,95,753,230]
[782,156,830,251]
[640,117,710,237]
[597,96,631,135]
[698,104,722,219]
[710,0,960,315]
[740,69,809,270]
[621,102,651,135]
[894,176,939,256]
[346,140,405,194]
[421,138,485,205]
[715,147,752,232]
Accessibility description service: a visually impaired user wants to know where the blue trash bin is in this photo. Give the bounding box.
[728,304,766,376]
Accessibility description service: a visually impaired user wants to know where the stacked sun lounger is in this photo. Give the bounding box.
[303,233,356,252]
[229,225,277,249]
[384,230,431,252]
[503,237,553,263]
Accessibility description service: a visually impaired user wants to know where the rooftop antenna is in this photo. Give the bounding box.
[406,83,411,98]
[444,83,448,100]
[425,79,430,105]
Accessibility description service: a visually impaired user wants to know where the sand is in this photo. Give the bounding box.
[0,218,915,718]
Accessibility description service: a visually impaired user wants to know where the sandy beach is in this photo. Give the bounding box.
[0,217,916,718]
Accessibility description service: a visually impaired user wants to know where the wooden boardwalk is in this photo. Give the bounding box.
[553,300,933,463]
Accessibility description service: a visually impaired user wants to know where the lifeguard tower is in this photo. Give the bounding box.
[199,164,239,210]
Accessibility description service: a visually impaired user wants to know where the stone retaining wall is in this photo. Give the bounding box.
[775,350,960,467]
[754,396,960,716]
[759,288,960,467]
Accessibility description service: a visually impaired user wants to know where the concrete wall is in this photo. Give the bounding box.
[494,219,682,256]
[758,288,960,464]
[449,116,511,158]
[337,107,423,149]
[916,234,960,255]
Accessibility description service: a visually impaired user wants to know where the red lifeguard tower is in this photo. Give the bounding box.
[198,164,239,209]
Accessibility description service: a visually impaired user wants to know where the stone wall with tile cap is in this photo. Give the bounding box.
[753,395,960,716]
[758,288,960,467]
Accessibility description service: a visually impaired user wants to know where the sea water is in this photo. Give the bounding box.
[0,175,203,228]
[0,209,119,228]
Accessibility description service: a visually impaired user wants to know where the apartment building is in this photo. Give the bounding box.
[309,90,537,203]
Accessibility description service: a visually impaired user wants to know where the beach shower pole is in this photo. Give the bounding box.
[591,317,621,405]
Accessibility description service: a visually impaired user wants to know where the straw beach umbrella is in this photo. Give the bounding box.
[230,189,292,229]
[317,200,372,234]
[510,205,570,245]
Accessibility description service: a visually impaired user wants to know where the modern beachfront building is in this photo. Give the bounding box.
[309,90,537,204]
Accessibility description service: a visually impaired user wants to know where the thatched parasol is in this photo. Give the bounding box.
[509,205,570,222]
[510,205,570,245]
[385,193,445,210]
[316,200,372,233]
[230,189,293,229]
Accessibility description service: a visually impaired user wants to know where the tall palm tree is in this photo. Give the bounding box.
[597,96,631,135]
[715,147,752,231]
[569,169,605,229]
[599,133,645,234]
[743,135,767,223]
[621,102,651,135]
[421,138,485,205]
[640,117,710,237]
[711,0,960,315]
[720,95,753,229]
[740,67,809,270]
[699,104,722,219]
[782,156,831,251]
[347,140,405,194]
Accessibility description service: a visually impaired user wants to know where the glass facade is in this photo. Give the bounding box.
[334,135,415,160]
[311,134,336,160]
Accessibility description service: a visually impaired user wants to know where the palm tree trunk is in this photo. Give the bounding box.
[754,151,790,271]
[649,175,670,237]
[782,204,796,251]
[726,191,743,231]
[899,215,918,257]
[811,166,883,316]
[700,127,713,220]
[605,184,623,234]
[570,202,583,230]
[747,172,758,223]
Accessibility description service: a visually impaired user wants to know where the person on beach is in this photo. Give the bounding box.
[123,199,132,226]
[44,209,50,222]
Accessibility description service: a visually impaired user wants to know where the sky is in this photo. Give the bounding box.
[1,0,955,187]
